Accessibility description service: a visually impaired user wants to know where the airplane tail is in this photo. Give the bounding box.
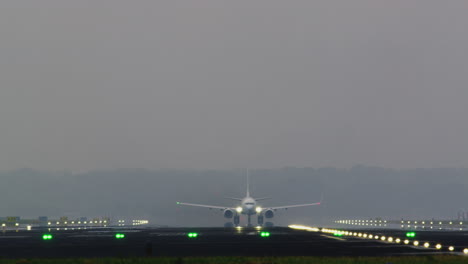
[319,192,325,207]
[246,169,250,197]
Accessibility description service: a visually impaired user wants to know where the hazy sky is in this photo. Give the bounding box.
[1,1,467,171]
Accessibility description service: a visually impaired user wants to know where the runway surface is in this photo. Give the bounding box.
[0,227,465,258]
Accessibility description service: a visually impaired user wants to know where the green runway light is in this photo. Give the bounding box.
[177,202,180,204]
[260,232,271,237]
[187,232,198,238]
[406,232,416,238]
[115,233,125,239]
[42,234,53,240]
[333,232,343,237]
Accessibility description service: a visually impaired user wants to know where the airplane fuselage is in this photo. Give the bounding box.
[240,197,258,215]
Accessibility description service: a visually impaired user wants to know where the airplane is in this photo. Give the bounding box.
[177,173,322,227]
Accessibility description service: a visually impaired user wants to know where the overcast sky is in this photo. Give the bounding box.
[0,1,467,171]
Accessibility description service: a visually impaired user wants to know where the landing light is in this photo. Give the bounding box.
[236,207,242,213]
[256,207,262,213]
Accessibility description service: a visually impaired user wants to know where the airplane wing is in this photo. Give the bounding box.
[177,202,232,211]
[268,202,321,210]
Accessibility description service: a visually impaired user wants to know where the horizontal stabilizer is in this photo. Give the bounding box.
[254,197,271,201]
[224,197,243,201]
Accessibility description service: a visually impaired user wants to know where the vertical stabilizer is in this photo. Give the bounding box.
[246,169,250,197]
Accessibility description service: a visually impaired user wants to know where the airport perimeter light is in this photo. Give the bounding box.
[115,233,125,239]
[42,234,53,240]
[187,232,198,238]
[333,232,343,237]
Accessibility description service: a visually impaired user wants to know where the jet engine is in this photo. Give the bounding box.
[265,209,274,218]
[224,209,235,218]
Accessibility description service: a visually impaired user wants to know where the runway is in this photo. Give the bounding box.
[0,226,464,258]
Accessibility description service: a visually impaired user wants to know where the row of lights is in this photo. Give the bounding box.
[335,219,387,227]
[47,220,107,225]
[289,225,467,254]
[132,220,149,226]
[338,220,466,225]
[336,220,387,223]
[400,220,464,231]
[48,227,90,231]
[335,220,387,227]
[401,220,464,225]
[399,225,463,230]
[9,219,149,229]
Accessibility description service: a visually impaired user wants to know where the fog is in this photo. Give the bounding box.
[0,1,467,225]
[1,1,468,171]
[1,167,467,226]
